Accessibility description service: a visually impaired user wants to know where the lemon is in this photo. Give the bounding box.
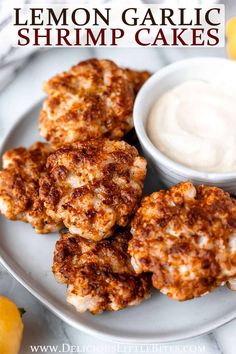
[226,17,236,60]
[227,37,236,60]
[0,296,24,354]
[226,17,236,39]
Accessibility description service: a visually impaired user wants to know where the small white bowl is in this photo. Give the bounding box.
[134,57,236,194]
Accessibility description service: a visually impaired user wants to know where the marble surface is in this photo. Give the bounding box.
[0,46,236,354]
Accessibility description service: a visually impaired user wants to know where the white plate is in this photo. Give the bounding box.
[1,102,236,344]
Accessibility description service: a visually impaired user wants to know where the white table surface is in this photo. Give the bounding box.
[1,46,236,354]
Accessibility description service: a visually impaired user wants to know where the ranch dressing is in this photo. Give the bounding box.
[147,80,236,173]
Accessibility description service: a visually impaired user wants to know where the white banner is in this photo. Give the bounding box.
[11,3,225,47]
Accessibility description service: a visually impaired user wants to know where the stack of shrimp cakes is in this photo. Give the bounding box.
[2,59,236,315]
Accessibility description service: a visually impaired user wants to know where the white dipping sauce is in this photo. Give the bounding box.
[147,80,236,173]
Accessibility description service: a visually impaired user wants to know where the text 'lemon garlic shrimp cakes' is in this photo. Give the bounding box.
[39,58,150,147]
[39,139,147,241]
[53,229,152,314]
[0,142,62,234]
[129,181,236,301]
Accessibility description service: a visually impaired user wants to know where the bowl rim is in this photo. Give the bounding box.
[134,57,236,182]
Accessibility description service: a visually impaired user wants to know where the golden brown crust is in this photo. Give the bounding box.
[129,181,236,300]
[39,59,136,147]
[124,69,151,96]
[53,229,151,314]
[227,279,236,290]
[39,139,146,241]
[0,142,62,234]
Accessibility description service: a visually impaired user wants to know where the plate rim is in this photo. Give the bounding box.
[0,100,236,343]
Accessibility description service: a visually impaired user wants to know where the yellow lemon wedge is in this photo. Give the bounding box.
[0,296,24,354]
[226,17,236,60]
[226,17,236,39]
